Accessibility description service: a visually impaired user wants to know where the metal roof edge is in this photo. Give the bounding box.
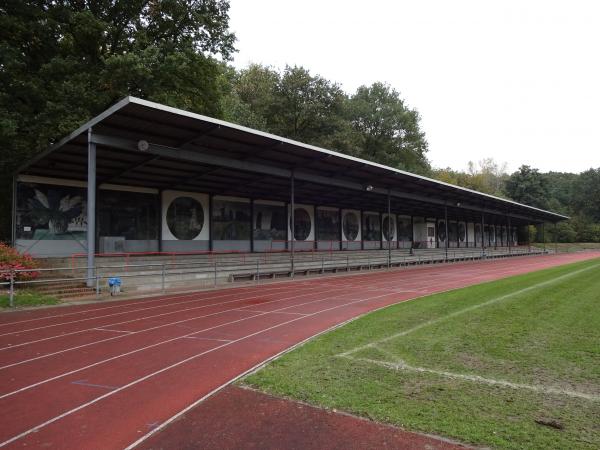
[127,97,568,221]
[15,95,569,221]
[14,96,134,176]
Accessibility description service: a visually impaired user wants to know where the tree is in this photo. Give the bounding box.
[0,0,235,240]
[346,83,429,174]
[431,158,507,197]
[572,168,600,222]
[504,165,550,209]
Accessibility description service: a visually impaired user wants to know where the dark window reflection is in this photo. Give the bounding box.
[475,224,482,244]
[343,212,359,241]
[291,208,311,241]
[213,199,251,240]
[397,217,411,242]
[382,216,395,241]
[458,222,466,242]
[438,221,447,242]
[166,196,204,240]
[253,204,286,240]
[100,190,158,240]
[316,209,339,240]
[363,213,380,241]
[449,222,458,243]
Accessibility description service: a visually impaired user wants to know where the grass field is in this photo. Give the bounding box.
[243,258,600,449]
[0,290,60,308]
[535,242,600,253]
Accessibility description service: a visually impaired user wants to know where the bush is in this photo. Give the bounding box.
[0,242,39,281]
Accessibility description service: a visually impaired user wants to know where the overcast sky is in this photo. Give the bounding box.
[228,0,599,174]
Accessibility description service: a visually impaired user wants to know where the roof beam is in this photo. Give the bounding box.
[89,133,553,222]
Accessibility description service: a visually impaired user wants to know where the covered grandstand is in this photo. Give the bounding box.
[11,97,567,288]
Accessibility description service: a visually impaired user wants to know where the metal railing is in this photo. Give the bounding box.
[1,246,547,307]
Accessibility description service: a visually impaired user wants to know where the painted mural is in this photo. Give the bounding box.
[16,183,86,240]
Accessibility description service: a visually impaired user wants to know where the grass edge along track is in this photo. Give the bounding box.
[242,257,600,450]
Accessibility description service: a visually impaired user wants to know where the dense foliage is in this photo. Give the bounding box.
[0,242,39,281]
[0,1,597,243]
[435,162,600,243]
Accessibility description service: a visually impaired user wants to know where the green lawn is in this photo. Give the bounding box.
[242,258,600,449]
[535,242,600,253]
[0,290,60,308]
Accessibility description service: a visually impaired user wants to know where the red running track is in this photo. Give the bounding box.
[0,252,598,449]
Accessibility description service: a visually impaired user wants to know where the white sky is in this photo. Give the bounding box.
[228,0,600,174]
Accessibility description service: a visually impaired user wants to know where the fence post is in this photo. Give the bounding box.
[256,260,260,284]
[161,264,166,293]
[95,271,100,298]
[346,255,349,272]
[214,260,217,287]
[9,270,15,308]
[321,255,324,274]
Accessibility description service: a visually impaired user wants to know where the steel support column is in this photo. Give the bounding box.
[444,206,449,261]
[157,190,163,252]
[554,222,558,254]
[338,208,343,251]
[481,213,485,254]
[507,214,511,254]
[208,195,213,252]
[250,199,255,253]
[360,210,364,250]
[86,128,96,287]
[387,190,391,268]
[11,176,17,247]
[410,215,414,255]
[290,170,295,277]
[542,222,546,252]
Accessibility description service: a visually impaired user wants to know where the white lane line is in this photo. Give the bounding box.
[0,282,337,351]
[0,283,351,371]
[232,309,308,316]
[0,290,213,328]
[93,328,133,334]
[339,263,600,357]
[347,356,600,401]
[181,337,232,343]
[0,280,317,337]
[0,289,401,448]
[0,285,358,398]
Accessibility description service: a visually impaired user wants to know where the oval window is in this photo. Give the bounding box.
[290,208,311,241]
[343,212,359,241]
[167,197,204,240]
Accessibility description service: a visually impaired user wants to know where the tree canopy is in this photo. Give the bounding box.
[0,2,597,243]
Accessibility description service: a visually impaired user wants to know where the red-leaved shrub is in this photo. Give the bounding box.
[0,243,39,281]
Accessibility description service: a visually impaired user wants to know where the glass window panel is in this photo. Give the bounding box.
[382,216,395,241]
[342,211,359,241]
[449,222,458,242]
[458,222,466,243]
[397,217,412,241]
[212,199,250,240]
[475,223,482,244]
[362,213,380,241]
[316,209,339,241]
[16,182,86,240]
[253,204,286,240]
[99,190,158,240]
[438,220,447,242]
[290,208,311,241]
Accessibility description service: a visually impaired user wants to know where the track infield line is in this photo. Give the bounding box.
[339,262,600,357]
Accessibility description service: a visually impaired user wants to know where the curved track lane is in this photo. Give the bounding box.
[0,252,598,449]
